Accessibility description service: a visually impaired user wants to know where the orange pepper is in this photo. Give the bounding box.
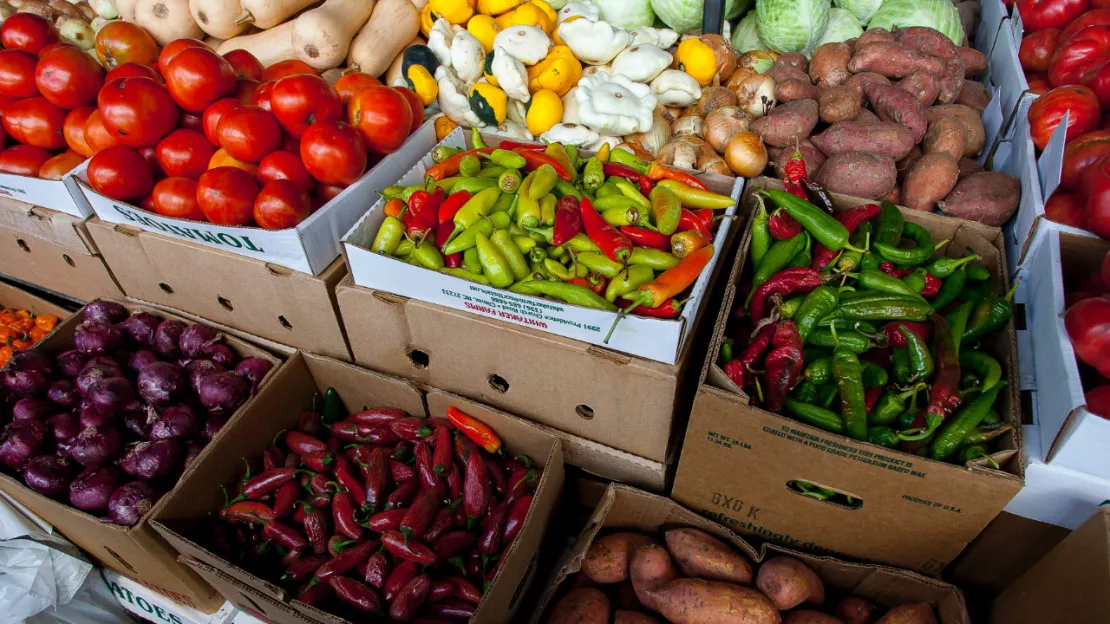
[11,317,33,333]
[14,309,31,319]
[28,326,47,342]
[446,406,501,454]
[11,338,31,351]
[384,198,405,218]
[35,315,58,331]
[0,345,11,366]
[0,327,14,343]
[0,311,16,324]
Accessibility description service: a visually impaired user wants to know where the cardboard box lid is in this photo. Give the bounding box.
[0,195,96,255]
[0,167,91,218]
[0,279,72,319]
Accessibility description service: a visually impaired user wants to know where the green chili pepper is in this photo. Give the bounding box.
[513,236,537,254]
[957,444,999,467]
[892,347,912,384]
[751,233,807,291]
[463,247,482,275]
[927,253,979,279]
[609,149,649,173]
[792,380,821,403]
[873,222,940,267]
[443,211,510,255]
[491,229,531,281]
[900,324,934,380]
[601,206,641,227]
[489,149,526,169]
[960,281,990,306]
[576,252,624,279]
[962,423,1012,445]
[946,302,974,354]
[452,187,502,232]
[544,258,572,281]
[960,350,1002,391]
[818,383,839,408]
[869,384,924,426]
[459,154,481,177]
[510,279,617,311]
[818,318,881,334]
[444,177,498,194]
[966,262,991,281]
[859,252,879,273]
[528,247,547,264]
[902,269,927,294]
[932,267,967,311]
[831,349,868,441]
[783,396,845,434]
[873,199,904,250]
[498,169,522,194]
[470,127,486,149]
[760,189,856,252]
[474,231,514,288]
[382,184,406,198]
[650,185,682,235]
[322,387,342,425]
[963,281,1019,342]
[931,382,1005,461]
[788,233,812,268]
[859,270,928,300]
[595,181,622,198]
[394,239,414,257]
[372,216,404,254]
[554,180,583,199]
[574,261,589,278]
[433,145,463,163]
[750,202,772,271]
[491,192,515,214]
[605,265,655,302]
[720,339,734,364]
[582,157,604,190]
[528,164,558,200]
[868,426,899,448]
[594,195,643,213]
[440,267,490,284]
[612,178,650,210]
[628,248,679,271]
[478,165,506,178]
[413,240,444,269]
[554,233,601,254]
[804,357,886,386]
[980,409,1002,427]
[837,225,869,273]
[796,285,839,343]
[832,294,932,322]
[806,328,872,353]
[779,295,803,319]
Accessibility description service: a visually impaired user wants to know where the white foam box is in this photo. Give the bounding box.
[976,0,1010,57]
[67,121,437,275]
[1002,426,1110,529]
[0,164,91,218]
[342,128,742,365]
[101,569,238,624]
[997,100,1047,271]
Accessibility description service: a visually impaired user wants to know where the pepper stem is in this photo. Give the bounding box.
[604,303,638,343]
[898,413,942,441]
[1003,278,1022,302]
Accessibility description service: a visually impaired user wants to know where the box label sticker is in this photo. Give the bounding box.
[104,578,187,624]
[764,425,928,478]
[0,182,29,197]
[111,204,267,252]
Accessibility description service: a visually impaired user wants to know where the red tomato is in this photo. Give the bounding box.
[216,105,280,163]
[1028,85,1101,151]
[300,121,366,186]
[62,106,94,156]
[347,86,411,154]
[223,49,263,81]
[270,74,342,138]
[261,59,315,82]
[312,183,344,210]
[252,80,275,110]
[1048,25,1110,86]
[1080,154,1110,237]
[197,166,259,225]
[1062,129,1110,190]
[156,128,216,179]
[1083,61,1110,107]
[254,179,310,229]
[152,176,203,220]
[95,21,158,69]
[257,150,314,192]
[1087,385,1110,418]
[1,13,58,54]
[139,193,156,212]
[234,78,259,104]
[163,47,237,113]
[1045,190,1088,228]
[0,49,39,98]
[105,62,162,85]
[280,134,299,153]
[208,147,258,175]
[1063,10,1110,41]
[202,98,241,145]
[1066,295,1110,376]
[38,150,83,180]
[334,72,380,103]
[1019,0,1091,32]
[139,146,160,175]
[158,38,207,74]
[35,45,105,109]
[1103,248,1110,288]
[1026,73,1052,94]
[3,97,66,150]
[0,144,50,176]
[97,76,180,147]
[393,87,424,135]
[1020,28,1060,73]
[87,145,153,200]
[180,112,203,131]
[83,109,116,152]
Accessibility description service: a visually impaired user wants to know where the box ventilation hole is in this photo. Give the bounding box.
[103,546,136,573]
[278,315,292,329]
[16,239,29,252]
[488,374,509,393]
[158,283,174,294]
[409,349,429,369]
[786,479,863,510]
[218,296,234,311]
[62,254,74,267]
[575,405,594,420]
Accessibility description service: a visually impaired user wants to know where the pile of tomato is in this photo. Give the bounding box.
[1064,248,1110,417]
[0,307,57,367]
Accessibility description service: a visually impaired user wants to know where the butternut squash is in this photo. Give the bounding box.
[291,0,374,71]
[347,0,418,77]
[217,20,297,67]
[189,0,248,40]
[236,0,315,30]
[384,35,425,87]
[133,0,204,45]
[114,0,139,20]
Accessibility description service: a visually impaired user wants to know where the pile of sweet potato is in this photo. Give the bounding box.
[752,26,1020,227]
[545,528,939,624]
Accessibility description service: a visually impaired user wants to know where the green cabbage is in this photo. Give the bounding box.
[597,0,657,30]
[867,0,965,45]
[816,8,863,46]
[727,0,753,19]
[756,0,831,54]
[731,12,765,52]
[650,0,743,33]
[833,0,880,26]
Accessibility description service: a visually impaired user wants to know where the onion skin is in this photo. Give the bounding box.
[127,350,160,374]
[9,350,52,373]
[149,404,199,441]
[234,357,272,388]
[153,320,186,359]
[186,359,225,393]
[108,481,159,526]
[179,324,221,359]
[70,466,123,512]
[725,131,769,177]
[56,350,89,378]
[5,369,50,396]
[121,312,162,346]
[24,455,76,498]
[205,344,236,368]
[0,420,47,470]
[120,439,183,480]
[137,362,186,406]
[47,380,81,409]
[69,425,124,467]
[83,301,128,324]
[74,321,125,355]
[705,106,750,154]
[13,397,53,421]
[86,377,139,415]
[198,372,250,413]
[76,358,125,395]
[48,412,81,444]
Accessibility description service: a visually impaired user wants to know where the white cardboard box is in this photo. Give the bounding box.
[976,0,1010,57]
[1002,425,1110,529]
[68,121,437,275]
[101,569,238,624]
[990,20,1030,124]
[1000,99,1047,271]
[342,128,742,364]
[0,168,91,218]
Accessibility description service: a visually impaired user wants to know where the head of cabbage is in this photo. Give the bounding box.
[867,0,965,45]
[833,0,880,26]
[597,0,657,30]
[650,0,750,34]
[756,0,832,55]
[731,12,765,52]
[816,7,863,46]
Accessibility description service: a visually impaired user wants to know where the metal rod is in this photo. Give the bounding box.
[702,0,725,35]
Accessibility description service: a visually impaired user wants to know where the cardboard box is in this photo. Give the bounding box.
[0,165,90,218]
[997,97,1046,272]
[0,299,282,614]
[68,121,437,275]
[87,218,351,361]
[341,128,743,364]
[946,511,1071,594]
[990,508,1110,623]
[0,196,122,302]
[153,352,565,624]
[671,177,1024,574]
[102,568,238,624]
[336,275,687,470]
[537,483,973,624]
[0,277,72,319]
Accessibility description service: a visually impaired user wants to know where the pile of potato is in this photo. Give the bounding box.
[754,25,1020,227]
[545,528,939,624]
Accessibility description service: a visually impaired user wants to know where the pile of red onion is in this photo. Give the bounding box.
[0,301,273,526]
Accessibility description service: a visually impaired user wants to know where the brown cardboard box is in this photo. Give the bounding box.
[537,483,973,623]
[990,508,1110,623]
[0,197,121,301]
[0,299,282,613]
[671,177,1024,575]
[154,352,565,624]
[87,219,351,361]
[0,278,72,319]
[947,511,1071,594]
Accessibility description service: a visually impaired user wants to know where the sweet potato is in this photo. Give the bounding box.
[885,186,901,204]
[855,28,894,48]
[770,65,811,88]
[777,78,820,103]
[816,151,897,199]
[810,42,852,88]
[855,109,881,124]
[897,146,923,181]
[819,86,863,123]
[938,171,1021,226]
[844,72,890,94]
[784,611,847,624]
[615,611,660,624]
[582,533,655,584]
[902,152,959,212]
[954,81,991,113]
[925,104,985,156]
[750,99,819,148]
[772,140,826,178]
[548,587,610,624]
[875,602,939,624]
[937,57,966,104]
[755,556,826,611]
[617,583,642,610]
[775,52,808,73]
[630,544,679,611]
[958,157,984,178]
[664,528,754,585]
[865,82,928,143]
[837,596,880,624]
[923,117,968,161]
[895,26,957,60]
[957,46,988,76]
[848,41,947,78]
[649,579,782,624]
[811,121,915,160]
[896,72,940,107]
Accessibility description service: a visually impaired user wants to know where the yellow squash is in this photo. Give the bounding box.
[675,38,716,87]
[526,89,562,135]
[477,0,525,15]
[526,45,581,96]
[466,14,500,50]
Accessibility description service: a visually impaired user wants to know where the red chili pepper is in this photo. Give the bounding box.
[284,546,306,568]
[880,262,911,278]
[426,147,495,181]
[308,473,336,496]
[363,447,391,511]
[393,440,415,460]
[389,574,431,621]
[865,386,882,412]
[768,210,803,240]
[763,320,804,411]
[882,321,931,348]
[426,427,450,478]
[313,540,378,584]
[783,149,808,199]
[242,467,299,499]
[569,276,606,295]
[723,322,776,390]
[415,440,445,498]
[429,600,476,619]
[503,495,532,545]
[296,580,332,606]
[272,481,299,519]
[497,140,545,151]
[749,267,824,321]
[284,452,301,468]
[284,431,327,455]
[363,552,389,589]
[447,406,501,454]
[299,450,335,472]
[221,500,275,524]
[580,197,633,263]
[303,493,330,509]
[422,508,455,544]
[350,407,406,426]
[364,426,400,446]
[262,446,283,472]
[297,409,320,436]
[262,520,307,550]
[616,297,685,319]
[514,149,572,181]
[402,189,441,240]
[645,161,709,191]
[463,451,490,524]
[329,576,381,612]
[302,508,329,554]
[485,457,507,498]
[401,489,441,541]
[332,492,363,540]
[281,554,330,583]
[620,225,671,251]
[382,530,436,565]
[386,478,420,510]
[384,560,419,603]
[812,203,880,270]
[326,437,343,454]
[506,467,537,505]
[921,273,942,297]
[435,531,477,560]
[905,312,962,442]
[391,417,434,442]
[678,209,712,239]
[437,190,471,224]
[367,508,407,532]
[390,459,417,483]
[602,161,655,195]
[479,501,507,558]
[553,195,583,246]
[453,432,479,463]
[446,463,463,502]
[434,220,455,253]
[335,462,366,506]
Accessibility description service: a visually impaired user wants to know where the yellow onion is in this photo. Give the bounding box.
[696,86,737,117]
[734,73,776,119]
[656,140,699,170]
[675,135,716,161]
[698,154,732,176]
[738,50,779,74]
[724,131,768,177]
[704,106,750,153]
[725,67,754,91]
[673,115,703,138]
[700,34,736,82]
[663,106,684,124]
[624,108,672,157]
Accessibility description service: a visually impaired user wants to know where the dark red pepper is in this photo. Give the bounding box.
[364,426,401,445]
[429,600,476,619]
[768,210,803,240]
[262,520,307,550]
[723,321,777,390]
[434,220,455,253]
[432,425,452,476]
[332,492,363,540]
[502,494,532,545]
[329,576,381,612]
[616,296,685,318]
[435,531,477,561]
[328,536,354,557]
[221,500,275,524]
[335,462,366,506]
[350,407,406,426]
[463,451,490,525]
[580,197,632,263]
[281,554,330,583]
[479,501,507,557]
[308,473,336,496]
[416,441,445,498]
[364,552,389,589]
[284,451,301,468]
[430,579,456,603]
[295,580,332,606]
[446,463,463,502]
[905,312,962,444]
[812,203,880,270]
[880,262,911,278]
[865,386,882,412]
[497,140,545,151]
[313,539,377,584]
[619,225,671,251]
[506,468,536,505]
[364,447,391,511]
[454,433,479,463]
[485,457,507,498]
[299,450,335,472]
[449,577,482,605]
[553,195,583,247]
[367,508,407,532]
[391,458,417,483]
[285,431,327,455]
[389,574,431,622]
[296,410,320,436]
[386,478,421,509]
[921,272,942,297]
[391,416,434,441]
[763,320,804,412]
[602,161,654,195]
[883,321,931,348]
[282,547,305,569]
[302,508,328,554]
[783,149,808,199]
[404,189,443,239]
[242,467,299,500]
[749,267,824,321]
[423,508,455,544]
[262,446,283,472]
[329,421,362,442]
[678,209,712,239]
[401,489,441,541]
[384,560,419,603]
[382,530,436,564]
[437,190,471,224]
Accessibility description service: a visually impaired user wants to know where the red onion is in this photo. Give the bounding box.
[107,481,159,526]
[123,411,151,439]
[153,320,186,358]
[69,425,124,467]
[120,312,162,347]
[204,344,236,368]
[127,350,160,374]
[198,372,249,413]
[86,377,139,415]
[48,412,80,443]
[179,324,221,359]
[137,362,185,406]
[0,420,46,469]
[8,350,51,373]
[76,359,125,395]
[46,380,81,409]
[70,466,123,512]
[202,414,228,441]
[185,360,224,393]
[79,403,111,428]
[74,321,125,355]
[55,350,89,378]
[12,397,53,421]
[5,369,49,396]
[24,455,75,497]
[83,301,128,325]
[234,358,273,388]
[120,439,182,480]
[149,404,198,441]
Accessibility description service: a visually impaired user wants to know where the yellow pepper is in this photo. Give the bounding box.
[430,0,475,24]
[467,14,501,51]
[526,45,581,97]
[477,0,525,15]
[495,2,553,33]
[406,65,439,106]
[674,38,717,87]
[420,3,437,37]
[526,89,562,135]
[434,115,459,141]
